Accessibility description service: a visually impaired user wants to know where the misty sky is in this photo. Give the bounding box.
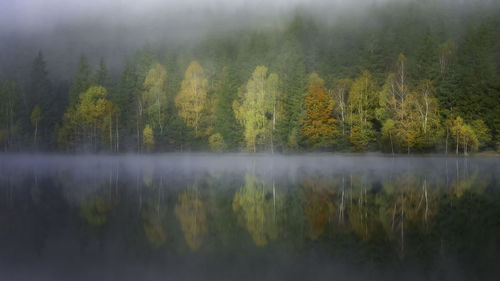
[0,0,339,32]
[0,0,370,79]
[1,0,414,35]
[0,0,490,81]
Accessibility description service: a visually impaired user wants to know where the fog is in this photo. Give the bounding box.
[1,153,498,187]
[0,0,497,81]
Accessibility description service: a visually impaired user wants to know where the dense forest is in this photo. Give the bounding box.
[1,1,499,153]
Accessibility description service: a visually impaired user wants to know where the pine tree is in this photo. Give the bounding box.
[69,55,91,106]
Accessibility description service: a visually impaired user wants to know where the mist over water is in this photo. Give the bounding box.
[0,154,498,280]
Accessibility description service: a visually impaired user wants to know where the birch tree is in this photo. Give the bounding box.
[175,61,209,137]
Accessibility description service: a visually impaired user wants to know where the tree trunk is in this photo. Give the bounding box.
[389,132,394,156]
[34,121,38,147]
[115,115,119,152]
[271,103,276,154]
[464,138,468,156]
[445,128,448,155]
[109,113,113,152]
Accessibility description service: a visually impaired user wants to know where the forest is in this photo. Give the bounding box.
[0,1,499,154]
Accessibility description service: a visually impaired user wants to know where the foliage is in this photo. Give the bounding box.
[69,55,91,106]
[233,66,279,152]
[301,73,338,149]
[208,133,226,152]
[1,2,499,153]
[142,63,168,135]
[142,124,155,151]
[175,61,209,137]
[58,86,118,151]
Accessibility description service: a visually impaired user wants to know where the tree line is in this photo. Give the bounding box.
[0,3,499,153]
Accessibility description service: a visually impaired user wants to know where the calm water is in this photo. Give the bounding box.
[0,154,499,281]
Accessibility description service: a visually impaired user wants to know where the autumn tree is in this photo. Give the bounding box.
[396,80,441,152]
[142,63,167,135]
[175,61,209,137]
[378,55,441,153]
[301,73,338,148]
[450,116,478,155]
[396,93,422,153]
[470,120,491,149]
[233,66,279,152]
[332,78,351,139]
[208,133,226,152]
[142,124,154,152]
[381,119,396,154]
[347,71,377,151]
[59,86,118,151]
[451,116,465,155]
[377,56,409,150]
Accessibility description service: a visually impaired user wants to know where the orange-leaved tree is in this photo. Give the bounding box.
[301,73,338,148]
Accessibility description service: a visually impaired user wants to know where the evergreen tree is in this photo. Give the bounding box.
[69,55,91,106]
[28,52,56,148]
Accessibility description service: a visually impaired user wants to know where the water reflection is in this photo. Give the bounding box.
[0,155,498,280]
[233,173,281,246]
[175,186,208,250]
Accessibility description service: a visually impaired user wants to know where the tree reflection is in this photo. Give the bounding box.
[302,178,335,240]
[348,175,379,243]
[80,192,118,227]
[377,174,439,257]
[175,186,208,250]
[232,173,282,246]
[142,193,167,247]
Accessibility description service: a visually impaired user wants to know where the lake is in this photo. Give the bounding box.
[0,154,499,280]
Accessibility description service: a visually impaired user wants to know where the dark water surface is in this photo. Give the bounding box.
[0,154,499,281]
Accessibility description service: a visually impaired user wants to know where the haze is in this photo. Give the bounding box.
[1,0,496,80]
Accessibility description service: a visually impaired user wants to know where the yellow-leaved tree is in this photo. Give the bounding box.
[233,66,279,152]
[142,124,154,152]
[347,71,377,151]
[58,86,118,151]
[175,61,209,137]
[142,63,167,135]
